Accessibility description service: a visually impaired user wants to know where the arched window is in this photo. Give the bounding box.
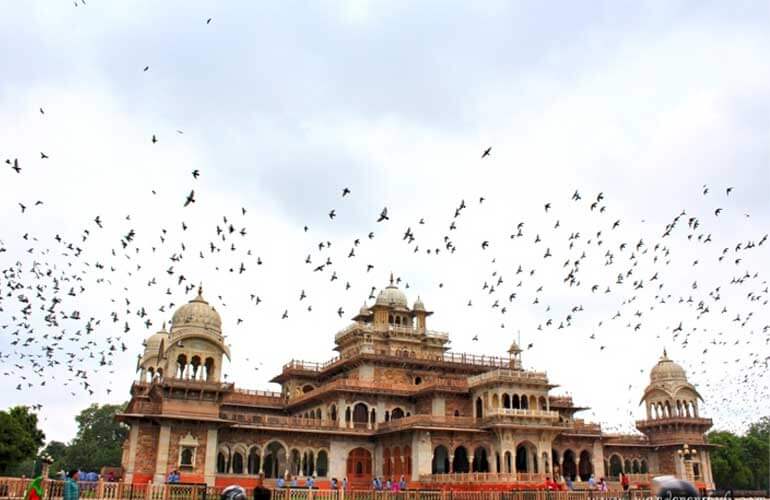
[520,395,529,409]
[609,455,623,478]
[502,394,511,409]
[383,448,391,476]
[472,447,489,473]
[302,384,314,393]
[176,354,187,379]
[632,459,640,473]
[180,448,193,467]
[317,450,329,477]
[432,446,450,474]
[353,403,368,426]
[539,396,547,410]
[391,407,405,420]
[404,446,411,475]
[414,376,422,385]
[231,452,244,474]
[290,449,302,476]
[492,394,500,409]
[640,459,648,473]
[217,452,227,474]
[512,394,520,409]
[624,459,632,473]
[452,446,469,473]
[263,442,287,479]
[475,397,483,419]
[247,448,261,475]
[190,356,201,380]
[370,408,376,423]
[302,450,315,477]
[204,357,214,381]
[330,405,337,421]
[562,449,577,481]
[505,451,513,473]
[578,450,592,481]
[454,409,460,417]
[345,407,351,423]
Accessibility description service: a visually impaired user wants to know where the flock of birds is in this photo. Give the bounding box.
[1,11,769,436]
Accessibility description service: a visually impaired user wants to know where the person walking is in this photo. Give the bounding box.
[63,470,80,500]
[621,472,630,492]
[398,475,406,491]
[342,477,348,491]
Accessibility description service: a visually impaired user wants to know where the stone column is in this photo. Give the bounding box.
[260,450,266,475]
[468,455,474,473]
[153,425,171,483]
[203,428,218,487]
[592,441,605,478]
[449,454,454,473]
[124,424,140,483]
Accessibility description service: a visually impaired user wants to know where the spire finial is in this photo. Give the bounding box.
[198,283,203,297]
[162,321,166,331]
[389,272,394,286]
[662,347,668,359]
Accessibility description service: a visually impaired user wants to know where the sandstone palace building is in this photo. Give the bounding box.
[118,280,715,490]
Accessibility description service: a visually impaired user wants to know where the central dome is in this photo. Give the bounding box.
[650,350,687,383]
[171,286,222,334]
[375,274,408,308]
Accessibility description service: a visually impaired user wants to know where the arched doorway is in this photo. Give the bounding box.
[353,403,369,428]
[515,443,535,472]
[432,445,450,474]
[346,448,372,489]
[472,447,489,473]
[562,449,577,481]
[452,446,470,473]
[609,454,623,478]
[578,450,592,480]
[263,442,287,479]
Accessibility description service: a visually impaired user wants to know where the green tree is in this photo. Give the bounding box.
[0,407,45,475]
[709,430,753,489]
[64,403,128,472]
[743,417,769,491]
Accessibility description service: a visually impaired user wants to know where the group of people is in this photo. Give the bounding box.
[275,474,317,489]
[372,476,408,491]
[166,470,182,483]
[544,473,609,492]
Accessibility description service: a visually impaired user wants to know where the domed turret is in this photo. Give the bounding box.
[413,297,425,311]
[650,349,687,383]
[639,349,703,421]
[138,323,169,382]
[171,285,222,334]
[375,274,408,308]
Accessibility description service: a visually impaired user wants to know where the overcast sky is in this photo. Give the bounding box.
[1,1,769,446]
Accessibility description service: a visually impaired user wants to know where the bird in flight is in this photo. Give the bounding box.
[192,169,200,179]
[206,18,212,24]
[342,187,351,197]
[377,207,389,222]
[143,65,149,72]
[184,190,195,207]
[151,134,158,144]
[481,147,492,158]
[40,152,49,159]
[328,209,336,219]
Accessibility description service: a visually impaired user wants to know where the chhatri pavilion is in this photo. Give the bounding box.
[117,279,715,490]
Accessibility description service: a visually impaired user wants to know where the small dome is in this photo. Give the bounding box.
[359,303,370,315]
[413,297,425,311]
[141,325,169,365]
[650,350,687,383]
[171,286,222,334]
[375,274,408,308]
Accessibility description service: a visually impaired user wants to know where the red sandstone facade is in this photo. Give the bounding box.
[118,281,715,490]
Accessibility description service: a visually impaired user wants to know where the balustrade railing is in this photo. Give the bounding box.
[484,409,560,419]
[0,478,655,500]
[334,323,449,342]
[283,350,517,375]
[467,369,548,387]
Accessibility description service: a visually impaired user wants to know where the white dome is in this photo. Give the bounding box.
[650,350,687,383]
[171,286,222,334]
[375,285,408,308]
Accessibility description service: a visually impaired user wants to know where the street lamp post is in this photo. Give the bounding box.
[676,444,697,483]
